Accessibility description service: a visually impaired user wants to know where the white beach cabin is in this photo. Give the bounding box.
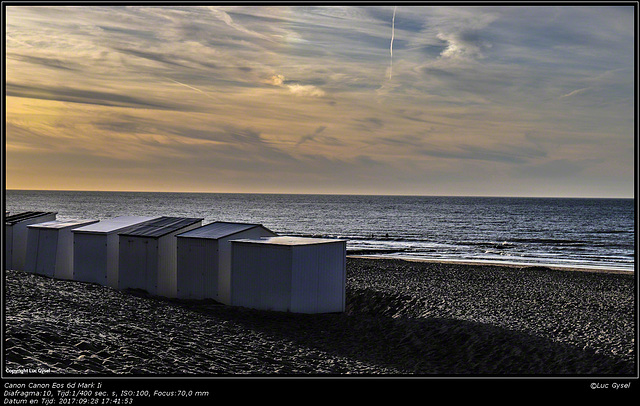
[229,236,347,313]
[5,211,58,271]
[117,216,203,298]
[25,219,99,280]
[72,216,160,287]
[176,222,277,302]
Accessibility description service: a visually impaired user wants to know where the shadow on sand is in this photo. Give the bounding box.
[159,287,634,376]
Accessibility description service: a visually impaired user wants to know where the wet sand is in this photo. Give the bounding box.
[4,257,635,376]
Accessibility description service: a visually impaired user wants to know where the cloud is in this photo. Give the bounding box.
[207,6,274,42]
[264,74,326,97]
[112,46,192,69]
[560,87,590,99]
[296,126,343,147]
[515,159,599,179]
[265,74,285,86]
[297,126,326,145]
[354,117,385,132]
[436,31,492,60]
[405,7,498,64]
[286,84,326,97]
[5,82,175,110]
[418,140,548,165]
[7,53,79,71]
[4,5,634,196]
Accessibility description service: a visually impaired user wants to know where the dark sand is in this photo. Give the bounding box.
[4,257,635,376]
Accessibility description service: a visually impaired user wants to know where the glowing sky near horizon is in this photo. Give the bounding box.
[4,5,635,197]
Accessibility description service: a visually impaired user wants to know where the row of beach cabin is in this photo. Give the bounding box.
[5,212,346,314]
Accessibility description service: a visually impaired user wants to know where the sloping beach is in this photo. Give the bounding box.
[4,257,635,376]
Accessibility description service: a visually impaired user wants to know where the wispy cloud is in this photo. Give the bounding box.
[5,82,175,110]
[4,5,635,196]
[207,6,276,42]
[560,87,590,99]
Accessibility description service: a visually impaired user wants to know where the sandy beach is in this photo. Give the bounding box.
[4,257,635,376]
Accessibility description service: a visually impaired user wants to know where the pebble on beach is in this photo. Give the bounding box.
[4,257,635,376]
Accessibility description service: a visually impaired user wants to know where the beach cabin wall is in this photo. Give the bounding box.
[5,212,58,271]
[176,222,277,301]
[118,216,203,298]
[25,219,99,280]
[72,216,159,287]
[230,236,347,313]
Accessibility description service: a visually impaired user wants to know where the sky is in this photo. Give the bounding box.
[4,4,636,197]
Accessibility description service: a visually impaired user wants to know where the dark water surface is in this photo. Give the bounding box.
[5,190,635,272]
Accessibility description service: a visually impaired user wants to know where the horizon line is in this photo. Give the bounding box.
[4,188,634,200]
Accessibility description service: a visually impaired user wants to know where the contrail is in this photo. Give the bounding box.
[389,6,396,80]
[164,77,216,100]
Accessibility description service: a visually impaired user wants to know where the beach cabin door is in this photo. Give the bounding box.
[119,238,158,293]
[31,229,58,277]
[177,239,207,299]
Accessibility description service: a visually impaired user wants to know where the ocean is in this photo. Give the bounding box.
[4,190,635,272]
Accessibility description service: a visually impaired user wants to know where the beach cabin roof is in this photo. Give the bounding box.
[27,219,98,229]
[118,216,203,238]
[232,236,345,246]
[6,211,58,226]
[176,221,275,240]
[72,216,159,234]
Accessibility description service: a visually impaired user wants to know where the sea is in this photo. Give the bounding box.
[4,190,636,272]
